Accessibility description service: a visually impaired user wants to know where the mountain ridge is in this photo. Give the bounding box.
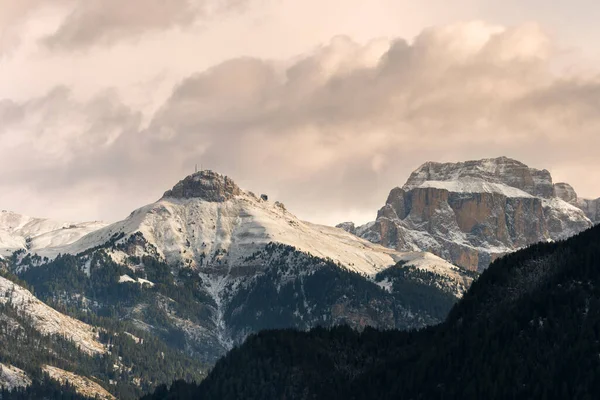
[29,170,461,279]
[348,156,596,270]
[0,210,106,259]
[3,170,470,378]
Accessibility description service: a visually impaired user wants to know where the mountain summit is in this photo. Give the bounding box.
[352,157,595,270]
[162,170,242,202]
[47,169,413,274]
[403,157,554,198]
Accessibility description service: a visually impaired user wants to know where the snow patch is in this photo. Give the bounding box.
[0,363,31,390]
[413,179,534,198]
[0,211,106,255]
[119,275,155,287]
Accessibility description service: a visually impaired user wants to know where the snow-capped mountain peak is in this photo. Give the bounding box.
[34,170,460,278]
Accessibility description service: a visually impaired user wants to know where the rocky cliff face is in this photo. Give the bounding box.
[162,170,242,201]
[357,157,594,271]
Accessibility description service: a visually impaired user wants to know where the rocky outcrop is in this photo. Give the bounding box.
[553,182,600,224]
[336,222,356,235]
[577,198,600,224]
[163,170,242,202]
[357,157,594,271]
[554,183,578,204]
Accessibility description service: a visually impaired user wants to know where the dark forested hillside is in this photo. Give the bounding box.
[144,225,600,399]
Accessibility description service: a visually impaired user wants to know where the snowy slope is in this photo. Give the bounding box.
[397,252,474,297]
[43,366,115,400]
[0,363,31,390]
[0,210,106,258]
[0,275,105,355]
[38,191,450,277]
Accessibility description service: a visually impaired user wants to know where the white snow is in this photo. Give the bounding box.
[198,272,233,349]
[375,278,393,293]
[119,275,155,287]
[542,197,591,223]
[38,193,422,276]
[82,259,92,277]
[0,275,106,355]
[397,252,474,297]
[413,179,534,198]
[118,274,137,283]
[0,211,106,256]
[0,363,31,390]
[137,278,155,287]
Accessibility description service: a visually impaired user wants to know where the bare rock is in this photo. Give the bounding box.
[163,170,242,202]
[358,157,593,271]
[577,198,600,224]
[336,222,356,235]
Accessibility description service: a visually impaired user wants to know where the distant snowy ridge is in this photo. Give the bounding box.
[0,210,106,258]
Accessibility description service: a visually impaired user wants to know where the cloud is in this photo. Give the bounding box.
[3,21,600,224]
[0,87,145,219]
[142,22,600,217]
[43,0,255,49]
[0,0,256,54]
[0,0,69,55]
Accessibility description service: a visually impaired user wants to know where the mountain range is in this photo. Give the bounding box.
[0,168,472,399]
[0,156,597,399]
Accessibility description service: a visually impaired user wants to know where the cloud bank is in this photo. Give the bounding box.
[0,0,255,53]
[2,22,600,224]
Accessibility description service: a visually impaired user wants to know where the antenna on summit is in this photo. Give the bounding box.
[195,164,198,173]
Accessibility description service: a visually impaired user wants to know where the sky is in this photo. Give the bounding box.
[1,0,600,226]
